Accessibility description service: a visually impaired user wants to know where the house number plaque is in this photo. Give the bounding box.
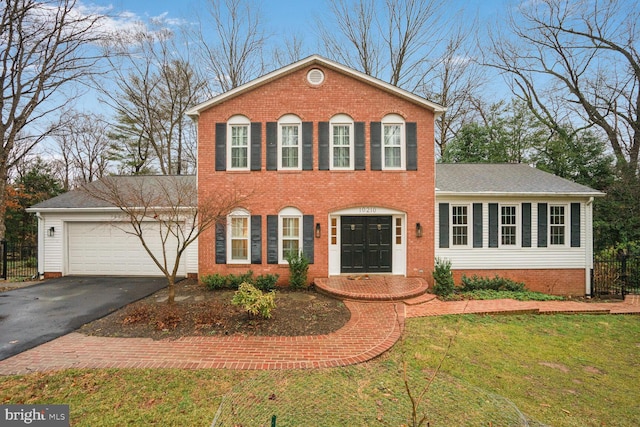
[359,207,377,213]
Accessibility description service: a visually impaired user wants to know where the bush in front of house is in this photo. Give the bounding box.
[201,271,279,292]
[286,251,309,289]
[460,274,526,292]
[432,257,455,297]
[231,282,276,319]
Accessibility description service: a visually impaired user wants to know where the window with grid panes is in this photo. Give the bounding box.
[501,205,517,245]
[550,205,566,245]
[452,205,468,246]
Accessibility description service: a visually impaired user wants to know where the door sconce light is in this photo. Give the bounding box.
[416,222,423,238]
[315,222,321,238]
[48,226,55,237]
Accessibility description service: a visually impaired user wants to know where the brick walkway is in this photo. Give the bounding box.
[0,295,638,375]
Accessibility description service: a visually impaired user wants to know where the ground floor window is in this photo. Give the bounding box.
[228,210,250,263]
[279,207,302,263]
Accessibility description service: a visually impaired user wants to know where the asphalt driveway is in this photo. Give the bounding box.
[0,276,167,361]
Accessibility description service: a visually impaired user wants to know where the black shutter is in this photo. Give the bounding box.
[250,122,262,171]
[318,122,330,170]
[267,215,278,264]
[406,122,417,171]
[251,215,262,264]
[522,203,532,248]
[303,215,314,264]
[473,203,483,248]
[439,203,449,248]
[266,122,277,170]
[488,203,498,248]
[571,203,581,247]
[355,122,365,170]
[302,122,313,170]
[538,203,548,247]
[370,122,382,170]
[215,123,226,171]
[215,222,226,264]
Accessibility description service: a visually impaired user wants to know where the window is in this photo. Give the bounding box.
[550,205,566,245]
[501,205,517,246]
[381,114,405,169]
[279,207,302,262]
[278,114,302,170]
[228,209,250,263]
[330,114,354,169]
[227,115,250,170]
[452,205,469,246]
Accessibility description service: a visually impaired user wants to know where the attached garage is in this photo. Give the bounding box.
[27,176,198,279]
[66,222,185,276]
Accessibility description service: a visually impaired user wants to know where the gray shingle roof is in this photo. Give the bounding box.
[436,163,604,196]
[29,175,197,210]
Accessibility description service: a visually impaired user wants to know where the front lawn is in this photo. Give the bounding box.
[1,314,638,426]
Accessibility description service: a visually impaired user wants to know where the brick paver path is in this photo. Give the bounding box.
[0,295,638,375]
[0,301,404,375]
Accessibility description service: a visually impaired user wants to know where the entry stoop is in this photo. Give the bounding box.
[314,276,429,301]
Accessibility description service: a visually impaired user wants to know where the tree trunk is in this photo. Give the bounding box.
[167,276,176,305]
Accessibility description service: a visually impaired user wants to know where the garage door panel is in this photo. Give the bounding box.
[67,222,185,276]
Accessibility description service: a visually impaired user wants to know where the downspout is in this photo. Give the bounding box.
[35,212,45,280]
[585,197,594,296]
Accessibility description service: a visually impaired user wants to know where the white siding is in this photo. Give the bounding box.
[435,196,592,270]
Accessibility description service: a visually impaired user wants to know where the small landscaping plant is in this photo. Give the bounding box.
[231,282,277,319]
[438,274,563,301]
[460,274,526,292]
[286,251,309,289]
[432,257,455,297]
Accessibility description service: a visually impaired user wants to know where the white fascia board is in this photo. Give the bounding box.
[435,191,606,198]
[185,55,446,117]
[26,206,196,214]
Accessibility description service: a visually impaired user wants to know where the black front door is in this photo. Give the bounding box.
[341,216,392,273]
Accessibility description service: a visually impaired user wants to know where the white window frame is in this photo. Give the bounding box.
[278,114,302,170]
[227,115,250,170]
[330,114,354,170]
[278,207,303,263]
[549,204,567,247]
[450,204,470,247]
[227,209,251,264]
[381,114,405,170]
[499,204,519,247]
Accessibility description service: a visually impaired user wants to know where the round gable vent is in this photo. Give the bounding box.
[307,68,325,85]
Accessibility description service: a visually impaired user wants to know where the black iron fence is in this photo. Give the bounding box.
[592,252,640,297]
[0,240,38,281]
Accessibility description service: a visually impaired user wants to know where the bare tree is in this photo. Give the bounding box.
[318,0,446,91]
[83,176,249,304]
[419,21,486,157]
[0,0,104,238]
[99,26,205,175]
[195,0,268,93]
[51,111,113,188]
[486,0,640,173]
[272,33,308,68]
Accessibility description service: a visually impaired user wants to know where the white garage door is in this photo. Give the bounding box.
[67,222,185,276]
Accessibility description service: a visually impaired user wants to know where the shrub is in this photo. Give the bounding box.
[286,251,309,289]
[254,273,279,292]
[432,257,455,297]
[201,273,228,290]
[228,270,254,289]
[460,274,525,292]
[232,282,276,319]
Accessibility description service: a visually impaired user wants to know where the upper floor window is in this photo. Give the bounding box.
[549,205,566,245]
[228,209,250,263]
[330,114,354,170]
[452,205,469,246]
[500,205,517,246]
[381,114,405,170]
[279,207,303,263]
[278,114,302,170]
[227,115,250,170]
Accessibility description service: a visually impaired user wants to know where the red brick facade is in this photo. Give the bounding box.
[195,60,438,284]
[452,269,587,296]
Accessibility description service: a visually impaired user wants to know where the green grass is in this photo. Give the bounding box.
[1,315,639,426]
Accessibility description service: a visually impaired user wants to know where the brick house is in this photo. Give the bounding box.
[30,55,603,296]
